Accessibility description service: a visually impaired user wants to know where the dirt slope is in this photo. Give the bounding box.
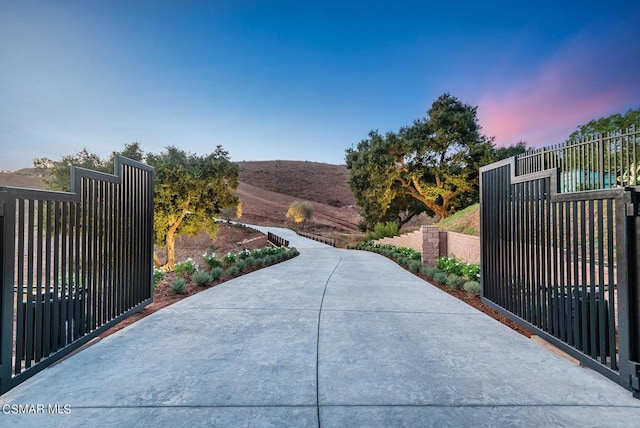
[237,160,359,231]
[237,160,354,208]
[238,182,359,231]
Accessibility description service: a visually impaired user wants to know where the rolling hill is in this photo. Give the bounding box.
[0,161,362,232]
[236,161,360,231]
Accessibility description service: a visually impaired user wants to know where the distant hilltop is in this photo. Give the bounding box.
[0,160,361,232]
[0,167,51,189]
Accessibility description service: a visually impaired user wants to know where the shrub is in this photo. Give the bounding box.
[460,263,481,282]
[433,272,448,284]
[446,274,464,290]
[287,248,299,258]
[153,267,166,287]
[202,252,222,269]
[210,267,223,281]
[238,248,252,260]
[407,260,422,273]
[223,252,237,266]
[174,258,198,279]
[463,281,481,296]
[436,256,480,281]
[226,266,240,277]
[169,278,187,294]
[243,256,255,267]
[235,259,248,271]
[286,201,315,224]
[191,271,213,286]
[396,246,421,261]
[422,266,441,279]
[372,221,399,239]
[437,256,464,277]
[251,248,268,259]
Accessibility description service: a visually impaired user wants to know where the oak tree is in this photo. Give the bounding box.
[346,93,495,221]
[147,146,239,270]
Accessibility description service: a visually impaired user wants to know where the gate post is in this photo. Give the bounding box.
[626,190,640,397]
[0,190,16,394]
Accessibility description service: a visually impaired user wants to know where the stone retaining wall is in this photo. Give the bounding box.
[375,225,480,266]
[375,229,422,252]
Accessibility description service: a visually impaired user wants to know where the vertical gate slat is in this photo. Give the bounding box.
[43,200,52,358]
[15,200,25,374]
[52,201,61,353]
[579,200,588,354]
[588,199,597,359]
[570,200,579,348]
[34,199,44,362]
[596,199,606,364]
[25,200,35,368]
[607,199,618,370]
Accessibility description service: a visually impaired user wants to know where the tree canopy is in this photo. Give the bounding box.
[569,108,640,140]
[35,143,144,192]
[345,130,429,229]
[347,94,497,224]
[38,143,240,270]
[147,145,239,269]
[346,93,527,227]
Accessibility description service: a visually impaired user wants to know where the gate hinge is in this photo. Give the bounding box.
[627,202,639,217]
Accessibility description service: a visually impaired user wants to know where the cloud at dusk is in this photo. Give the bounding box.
[477,18,640,148]
[1,2,639,170]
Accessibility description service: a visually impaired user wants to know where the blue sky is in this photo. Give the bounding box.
[1,0,639,171]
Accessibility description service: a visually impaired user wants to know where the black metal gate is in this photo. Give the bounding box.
[0,156,154,394]
[480,127,640,396]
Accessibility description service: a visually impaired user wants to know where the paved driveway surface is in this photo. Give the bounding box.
[1,226,639,427]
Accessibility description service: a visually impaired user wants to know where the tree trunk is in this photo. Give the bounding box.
[166,229,176,270]
[153,252,163,268]
[162,197,191,271]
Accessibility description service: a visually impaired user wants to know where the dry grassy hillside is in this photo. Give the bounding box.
[0,161,362,232]
[0,168,49,189]
[236,161,360,231]
[237,160,354,208]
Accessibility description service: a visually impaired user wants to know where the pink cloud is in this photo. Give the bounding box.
[477,25,639,148]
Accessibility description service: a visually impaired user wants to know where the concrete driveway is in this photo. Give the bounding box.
[1,226,640,427]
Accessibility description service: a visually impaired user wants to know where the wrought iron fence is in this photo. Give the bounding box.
[480,151,640,396]
[517,126,639,192]
[295,231,336,246]
[0,156,154,394]
[267,232,289,248]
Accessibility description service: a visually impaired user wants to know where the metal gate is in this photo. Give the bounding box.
[480,127,640,396]
[0,156,154,394]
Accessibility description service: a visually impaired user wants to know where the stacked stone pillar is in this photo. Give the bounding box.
[420,225,440,266]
